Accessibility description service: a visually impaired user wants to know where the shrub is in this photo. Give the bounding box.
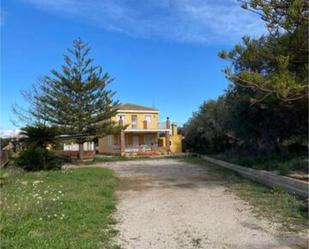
[277,163,290,176]
[15,147,62,171]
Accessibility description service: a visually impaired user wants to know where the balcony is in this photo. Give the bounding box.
[118,119,170,132]
[112,144,158,152]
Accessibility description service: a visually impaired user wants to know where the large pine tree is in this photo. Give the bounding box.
[35,39,118,158]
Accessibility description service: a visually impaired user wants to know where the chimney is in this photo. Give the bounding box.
[166,117,170,129]
[172,123,177,136]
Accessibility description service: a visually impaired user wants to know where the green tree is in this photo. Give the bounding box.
[183,97,233,154]
[16,39,120,159]
[219,0,308,102]
[19,125,59,150]
[217,0,308,154]
[17,125,61,170]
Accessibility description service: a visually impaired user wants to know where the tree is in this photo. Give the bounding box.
[19,125,59,150]
[15,39,120,159]
[216,0,308,154]
[183,97,232,154]
[219,0,308,102]
[17,125,61,170]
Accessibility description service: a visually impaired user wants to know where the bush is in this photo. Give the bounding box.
[277,163,290,176]
[15,147,62,171]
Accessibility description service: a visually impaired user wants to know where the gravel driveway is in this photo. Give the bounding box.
[104,159,306,249]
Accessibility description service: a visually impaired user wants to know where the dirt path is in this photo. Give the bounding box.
[104,159,306,249]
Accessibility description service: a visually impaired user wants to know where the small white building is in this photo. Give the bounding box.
[63,142,95,151]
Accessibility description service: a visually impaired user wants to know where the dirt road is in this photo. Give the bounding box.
[104,159,306,249]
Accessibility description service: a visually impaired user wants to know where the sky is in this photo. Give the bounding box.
[0,0,266,136]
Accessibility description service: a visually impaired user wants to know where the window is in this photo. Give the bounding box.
[117,114,125,122]
[107,135,113,146]
[145,135,153,145]
[131,115,138,128]
[144,115,151,125]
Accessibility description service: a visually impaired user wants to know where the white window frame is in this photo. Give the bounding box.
[107,135,113,146]
[117,114,126,122]
[131,115,138,128]
[144,114,152,125]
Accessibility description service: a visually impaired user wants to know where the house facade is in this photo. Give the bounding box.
[98,103,182,156]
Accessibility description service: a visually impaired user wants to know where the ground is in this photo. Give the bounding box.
[1,167,118,249]
[103,159,307,249]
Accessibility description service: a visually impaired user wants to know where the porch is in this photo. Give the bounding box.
[98,131,169,155]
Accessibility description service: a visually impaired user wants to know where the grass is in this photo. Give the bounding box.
[0,167,119,249]
[183,156,308,232]
[213,153,308,175]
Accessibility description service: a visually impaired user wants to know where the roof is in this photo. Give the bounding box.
[116,103,159,112]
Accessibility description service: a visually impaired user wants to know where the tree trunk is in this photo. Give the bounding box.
[78,143,84,160]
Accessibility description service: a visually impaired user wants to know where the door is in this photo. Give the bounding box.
[132,136,139,147]
[144,135,153,146]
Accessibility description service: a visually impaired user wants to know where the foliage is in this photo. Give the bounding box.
[184,0,308,161]
[0,168,118,249]
[183,97,233,154]
[15,125,62,171]
[214,153,308,174]
[219,0,308,102]
[19,124,60,150]
[14,39,120,159]
[0,138,11,149]
[15,147,62,171]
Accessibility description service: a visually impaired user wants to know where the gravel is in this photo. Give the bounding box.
[103,159,307,249]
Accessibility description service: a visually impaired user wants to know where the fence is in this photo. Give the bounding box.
[0,145,13,167]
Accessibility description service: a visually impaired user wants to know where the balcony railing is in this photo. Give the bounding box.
[119,120,169,130]
[125,144,158,152]
[157,122,168,129]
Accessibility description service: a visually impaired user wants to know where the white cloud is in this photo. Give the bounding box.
[0,128,20,138]
[23,0,266,44]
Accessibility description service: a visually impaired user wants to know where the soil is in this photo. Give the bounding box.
[101,159,308,249]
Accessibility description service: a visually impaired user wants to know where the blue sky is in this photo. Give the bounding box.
[1,0,265,135]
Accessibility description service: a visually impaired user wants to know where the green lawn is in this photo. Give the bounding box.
[184,156,308,232]
[0,167,119,249]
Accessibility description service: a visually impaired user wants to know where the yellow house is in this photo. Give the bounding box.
[98,103,182,156]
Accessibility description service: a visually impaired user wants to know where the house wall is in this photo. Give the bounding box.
[98,133,158,154]
[63,142,94,151]
[98,135,119,154]
[113,112,159,129]
[170,135,183,153]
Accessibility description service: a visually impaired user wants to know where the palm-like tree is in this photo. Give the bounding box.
[19,124,59,150]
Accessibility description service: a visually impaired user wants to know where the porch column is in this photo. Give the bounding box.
[120,131,125,156]
[165,117,171,153]
[165,132,170,153]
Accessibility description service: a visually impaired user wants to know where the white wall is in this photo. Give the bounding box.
[63,142,94,151]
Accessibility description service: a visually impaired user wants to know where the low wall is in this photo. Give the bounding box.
[57,150,96,158]
[201,155,308,199]
[0,150,10,167]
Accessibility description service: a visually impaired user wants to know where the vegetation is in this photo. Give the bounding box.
[214,153,308,175]
[0,138,11,149]
[184,156,308,232]
[15,148,62,171]
[15,125,62,171]
[183,0,308,173]
[0,167,118,249]
[18,125,60,149]
[14,39,121,159]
